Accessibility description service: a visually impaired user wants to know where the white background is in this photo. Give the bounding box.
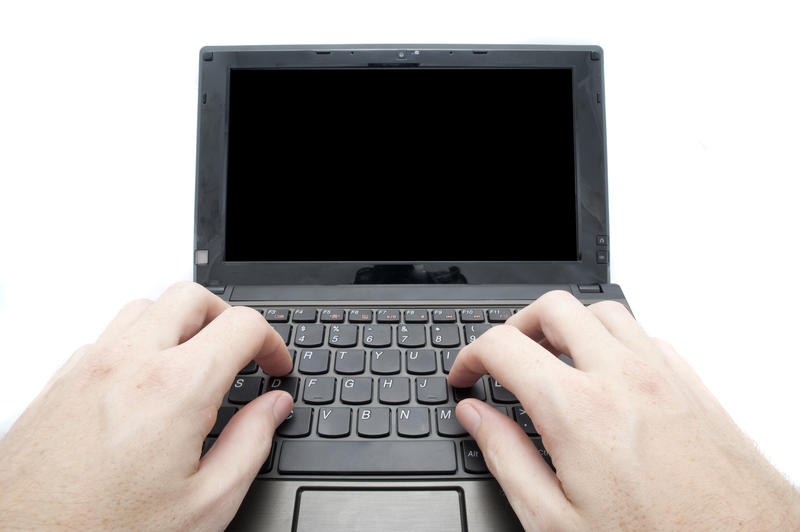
[1,0,798,488]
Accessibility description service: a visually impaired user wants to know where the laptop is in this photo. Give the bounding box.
[194,44,630,531]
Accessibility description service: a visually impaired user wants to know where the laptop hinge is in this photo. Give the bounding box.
[577,283,602,294]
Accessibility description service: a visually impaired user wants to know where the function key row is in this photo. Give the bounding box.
[257,308,516,324]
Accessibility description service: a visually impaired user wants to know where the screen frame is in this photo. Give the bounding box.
[194,44,610,286]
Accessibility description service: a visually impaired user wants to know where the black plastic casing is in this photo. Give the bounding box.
[193,44,610,288]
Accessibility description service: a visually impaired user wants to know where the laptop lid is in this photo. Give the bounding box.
[194,44,609,288]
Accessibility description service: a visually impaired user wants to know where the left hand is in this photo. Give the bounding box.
[0,281,294,530]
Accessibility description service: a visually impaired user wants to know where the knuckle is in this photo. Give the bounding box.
[167,280,208,299]
[483,323,517,342]
[538,297,575,331]
[469,324,521,353]
[590,300,631,318]
[78,344,118,381]
[136,355,185,395]
[227,305,267,328]
[539,289,576,306]
[650,336,676,353]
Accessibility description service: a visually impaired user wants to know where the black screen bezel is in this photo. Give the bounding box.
[194,45,609,286]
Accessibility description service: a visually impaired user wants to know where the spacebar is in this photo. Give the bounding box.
[278,440,457,474]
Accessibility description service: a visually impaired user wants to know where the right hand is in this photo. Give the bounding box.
[448,290,800,530]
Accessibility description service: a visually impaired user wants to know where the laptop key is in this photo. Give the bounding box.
[201,437,215,457]
[348,309,373,323]
[293,308,317,322]
[320,309,345,323]
[397,324,425,347]
[430,324,460,348]
[416,377,448,404]
[259,442,277,474]
[329,324,358,347]
[460,309,485,322]
[376,309,400,323]
[334,349,365,374]
[406,349,437,374]
[436,407,467,436]
[532,437,555,471]
[357,407,390,437]
[303,377,336,404]
[278,407,313,437]
[271,324,292,345]
[487,308,513,323]
[341,377,372,404]
[209,406,237,436]
[364,324,391,347]
[432,309,457,323]
[404,309,428,323]
[513,406,538,435]
[378,377,410,404]
[370,349,400,374]
[229,376,263,404]
[453,379,486,401]
[397,407,430,437]
[495,406,511,416]
[264,308,290,323]
[317,407,351,437]
[295,324,325,347]
[238,360,258,374]
[441,349,460,374]
[278,440,457,474]
[462,440,488,474]
[266,376,300,400]
[489,377,518,403]
[298,349,330,374]
[464,324,491,344]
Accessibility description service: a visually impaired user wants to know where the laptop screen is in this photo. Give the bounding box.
[224,68,577,262]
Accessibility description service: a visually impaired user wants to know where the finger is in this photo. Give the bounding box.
[506,290,621,370]
[448,324,575,414]
[195,391,293,530]
[129,281,229,350]
[587,300,652,355]
[173,305,293,396]
[95,298,153,346]
[456,400,580,530]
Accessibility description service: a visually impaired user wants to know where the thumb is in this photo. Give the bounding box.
[195,390,293,529]
[456,399,579,531]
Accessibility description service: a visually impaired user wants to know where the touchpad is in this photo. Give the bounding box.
[293,489,464,532]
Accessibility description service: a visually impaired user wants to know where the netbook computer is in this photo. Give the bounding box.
[194,44,630,531]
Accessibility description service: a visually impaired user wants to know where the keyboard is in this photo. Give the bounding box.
[203,306,553,478]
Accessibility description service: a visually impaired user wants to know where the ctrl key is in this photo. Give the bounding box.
[462,440,488,474]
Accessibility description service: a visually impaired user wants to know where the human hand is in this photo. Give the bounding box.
[448,290,800,530]
[0,282,293,530]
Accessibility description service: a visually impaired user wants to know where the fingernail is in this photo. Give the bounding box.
[272,392,294,421]
[459,403,482,435]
